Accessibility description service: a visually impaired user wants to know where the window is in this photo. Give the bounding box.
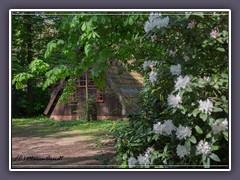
[77,74,104,103]
[96,89,104,102]
[78,74,95,87]
[88,78,95,87]
[79,74,86,87]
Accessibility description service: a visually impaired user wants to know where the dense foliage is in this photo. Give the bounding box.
[12,12,59,116]
[12,12,148,117]
[111,12,229,168]
[12,11,229,168]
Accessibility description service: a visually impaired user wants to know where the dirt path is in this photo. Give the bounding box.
[12,128,116,169]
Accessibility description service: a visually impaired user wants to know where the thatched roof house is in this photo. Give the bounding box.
[44,61,144,120]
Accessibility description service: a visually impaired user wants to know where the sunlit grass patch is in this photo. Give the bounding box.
[12,116,128,139]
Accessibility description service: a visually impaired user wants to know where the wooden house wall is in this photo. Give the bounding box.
[49,86,123,120]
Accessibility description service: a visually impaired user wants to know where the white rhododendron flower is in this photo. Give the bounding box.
[176,125,192,140]
[176,145,190,158]
[142,61,150,71]
[196,140,211,155]
[128,157,138,168]
[167,94,182,108]
[137,148,153,167]
[174,75,191,90]
[144,12,169,33]
[138,154,150,167]
[212,118,228,134]
[153,120,176,135]
[160,16,170,27]
[212,122,222,134]
[149,71,158,86]
[148,12,160,22]
[170,64,181,75]
[221,118,228,131]
[199,99,214,115]
[144,21,155,34]
[137,150,151,167]
[163,120,176,135]
[153,122,165,135]
[149,61,158,68]
[142,60,157,71]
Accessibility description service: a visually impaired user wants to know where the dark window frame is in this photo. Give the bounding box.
[96,89,104,103]
[77,74,104,103]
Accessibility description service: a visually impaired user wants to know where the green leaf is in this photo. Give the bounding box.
[184,140,191,151]
[213,107,223,112]
[211,145,219,151]
[209,153,220,162]
[159,94,164,102]
[221,73,228,79]
[129,17,134,25]
[81,22,86,31]
[44,41,57,58]
[189,136,197,144]
[216,47,225,52]
[84,44,91,56]
[221,95,227,101]
[12,72,34,89]
[217,38,224,44]
[179,89,185,96]
[92,16,98,22]
[185,87,192,92]
[43,65,68,90]
[191,12,204,18]
[121,160,127,168]
[101,17,106,24]
[195,125,203,134]
[203,157,210,168]
[153,134,159,141]
[224,107,228,113]
[147,136,152,142]
[192,108,200,117]
[29,59,50,74]
[122,153,128,160]
[223,131,228,141]
[164,145,168,152]
[200,113,208,121]
[57,39,64,45]
[213,84,219,89]
[171,108,177,115]
[206,132,212,139]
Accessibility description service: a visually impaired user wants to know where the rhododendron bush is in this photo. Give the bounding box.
[111,12,229,168]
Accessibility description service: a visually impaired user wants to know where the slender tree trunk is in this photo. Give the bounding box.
[85,73,90,121]
[25,16,34,116]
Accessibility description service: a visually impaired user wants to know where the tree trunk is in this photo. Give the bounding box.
[85,73,90,121]
[25,15,34,116]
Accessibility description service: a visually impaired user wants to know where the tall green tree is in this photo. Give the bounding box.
[12,12,59,117]
[40,12,150,120]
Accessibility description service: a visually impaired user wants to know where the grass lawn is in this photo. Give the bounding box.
[12,116,127,138]
[11,116,128,167]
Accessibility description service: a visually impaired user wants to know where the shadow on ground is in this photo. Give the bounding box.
[11,123,117,169]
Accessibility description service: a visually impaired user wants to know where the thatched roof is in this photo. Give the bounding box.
[106,60,144,114]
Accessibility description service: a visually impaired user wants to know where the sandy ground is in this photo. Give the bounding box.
[11,126,117,169]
